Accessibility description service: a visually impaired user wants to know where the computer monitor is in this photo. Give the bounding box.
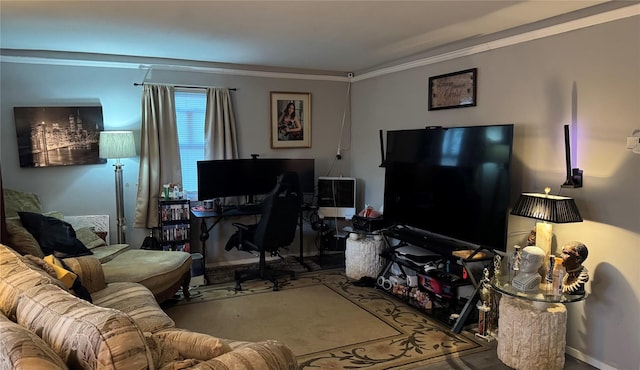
[197,158,315,201]
[317,177,357,219]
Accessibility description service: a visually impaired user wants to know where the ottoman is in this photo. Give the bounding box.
[345,234,385,280]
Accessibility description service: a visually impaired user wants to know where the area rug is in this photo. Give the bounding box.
[163,269,491,369]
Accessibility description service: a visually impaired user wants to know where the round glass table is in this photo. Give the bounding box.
[491,274,586,309]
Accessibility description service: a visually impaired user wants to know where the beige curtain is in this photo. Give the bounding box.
[134,84,182,229]
[204,88,239,160]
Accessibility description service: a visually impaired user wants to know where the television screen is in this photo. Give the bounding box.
[383,124,514,251]
[197,158,314,200]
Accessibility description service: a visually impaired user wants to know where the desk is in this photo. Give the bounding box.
[491,275,586,370]
[191,206,308,284]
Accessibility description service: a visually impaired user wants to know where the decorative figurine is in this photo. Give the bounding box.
[561,241,589,295]
[527,229,536,246]
[493,254,502,278]
[476,267,493,339]
[479,268,492,306]
[511,246,545,292]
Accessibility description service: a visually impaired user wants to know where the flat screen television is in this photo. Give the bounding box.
[317,177,357,219]
[197,158,315,201]
[383,124,514,251]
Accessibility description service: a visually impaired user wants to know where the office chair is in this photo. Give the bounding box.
[228,172,301,291]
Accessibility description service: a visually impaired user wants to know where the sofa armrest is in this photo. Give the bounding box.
[152,329,231,360]
[188,340,299,370]
[62,256,106,293]
[0,313,69,370]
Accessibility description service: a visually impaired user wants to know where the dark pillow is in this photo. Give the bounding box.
[18,212,93,258]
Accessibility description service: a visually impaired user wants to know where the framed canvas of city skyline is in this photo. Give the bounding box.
[13,106,107,168]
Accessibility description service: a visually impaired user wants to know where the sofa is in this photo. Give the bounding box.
[3,188,192,303]
[0,242,299,369]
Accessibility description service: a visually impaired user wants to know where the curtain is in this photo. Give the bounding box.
[204,88,239,160]
[134,84,182,229]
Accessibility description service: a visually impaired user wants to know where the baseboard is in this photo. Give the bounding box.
[566,346,613,370]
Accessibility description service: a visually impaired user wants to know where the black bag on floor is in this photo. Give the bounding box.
[141,230,162,250]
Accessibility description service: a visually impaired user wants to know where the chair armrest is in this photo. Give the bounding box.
[231,222,250,231]
[62,256,106,293]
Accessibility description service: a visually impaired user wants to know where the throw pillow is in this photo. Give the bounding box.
[42,255,92,303]
[3,188,43,218]
[6,222,45,257]
[17,212,93,258]
[74,227,107,249]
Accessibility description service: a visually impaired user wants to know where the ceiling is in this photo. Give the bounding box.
[0,1,627,76]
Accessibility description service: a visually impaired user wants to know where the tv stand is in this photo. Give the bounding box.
[376,225,494,333]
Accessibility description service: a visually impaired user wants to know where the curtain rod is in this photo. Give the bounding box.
[133,82,236,91]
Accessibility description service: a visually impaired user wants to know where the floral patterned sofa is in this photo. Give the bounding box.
[0,243,299,369]
[3,188,191,303]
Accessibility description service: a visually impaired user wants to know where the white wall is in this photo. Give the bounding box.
[350,16,639,370]
[0,63,352,263]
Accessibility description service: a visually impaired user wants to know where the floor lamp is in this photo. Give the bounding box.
[510,187,583,274]
[99,131,137,244]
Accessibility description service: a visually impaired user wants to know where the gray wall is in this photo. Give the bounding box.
[351,16,639,370]
[0,62,351,264]
[1,13,638,370]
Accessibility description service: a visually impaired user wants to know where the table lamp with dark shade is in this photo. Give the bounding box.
[99,131,137,244]
[510,187,583,260]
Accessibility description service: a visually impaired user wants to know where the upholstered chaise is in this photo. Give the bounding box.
[3,188,191,303]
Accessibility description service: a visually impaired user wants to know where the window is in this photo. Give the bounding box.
[175,90,206,194]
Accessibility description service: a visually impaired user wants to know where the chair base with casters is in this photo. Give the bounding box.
[231,222,296,291]
[233,249,296,291]
[227,172,302,291]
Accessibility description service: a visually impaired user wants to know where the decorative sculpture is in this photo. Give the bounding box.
[561,241,589,294]
[511,246,545,292]
[476,267,493,338]
[493,254,502,277]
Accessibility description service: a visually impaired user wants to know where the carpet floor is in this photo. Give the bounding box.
[163,269,494,369]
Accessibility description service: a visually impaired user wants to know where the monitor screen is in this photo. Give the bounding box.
[197,158,315,200]
[317,177,357,219]
[383,124,514,251]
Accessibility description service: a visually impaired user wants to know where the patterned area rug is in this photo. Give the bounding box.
[202,255,323,284]
[164,269,491,369]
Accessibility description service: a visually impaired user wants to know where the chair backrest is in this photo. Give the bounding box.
[252,172,301,251]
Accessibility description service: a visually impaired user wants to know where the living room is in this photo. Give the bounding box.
[1,2,638,369]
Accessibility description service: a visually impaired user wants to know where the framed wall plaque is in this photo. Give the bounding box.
[428,68,477,111]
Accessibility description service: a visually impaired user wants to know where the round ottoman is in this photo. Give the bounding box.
[345,235,385,280]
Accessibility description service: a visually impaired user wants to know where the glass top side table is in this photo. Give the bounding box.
[491,273,586,309]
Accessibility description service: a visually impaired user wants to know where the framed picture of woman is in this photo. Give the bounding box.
[270,92,311,148]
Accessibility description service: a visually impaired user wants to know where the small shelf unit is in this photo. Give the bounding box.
[158,199,191,252]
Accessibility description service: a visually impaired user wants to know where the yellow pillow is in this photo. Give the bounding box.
[42,255,77,289]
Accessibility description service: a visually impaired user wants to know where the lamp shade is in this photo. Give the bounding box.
[511,192,583,223]
[99,131,136,159]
